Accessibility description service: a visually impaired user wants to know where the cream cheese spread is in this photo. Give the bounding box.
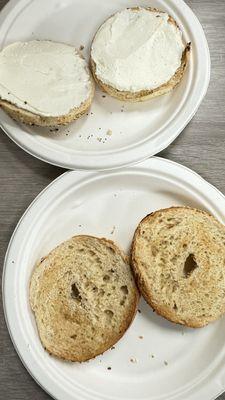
[91,8,185,92]
[0,41,92,117]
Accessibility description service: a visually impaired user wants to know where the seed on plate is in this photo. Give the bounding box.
[110,226,116,235]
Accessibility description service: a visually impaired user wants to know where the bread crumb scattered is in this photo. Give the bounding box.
[130,357,137,363]
[49,128,59,132]
[102,95,106,98]
[164,361,168,366]
[138,336,143,339]
[107,366,112,370]
[111,346,115,350]
[107,129,113,136]
[138,309,141,313]
[150,354,154,358]
[97,137,102,142]
[79,45,84,51]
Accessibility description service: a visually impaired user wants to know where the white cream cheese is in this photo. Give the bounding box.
[91,8,185,92]
[0,41,92,117]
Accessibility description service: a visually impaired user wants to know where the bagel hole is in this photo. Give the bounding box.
[121,285,128,295]
[71,283,82,301]
[70,334,77,340]
[183,254,198,278]
[173,302,178,310]
[104,310,114,320]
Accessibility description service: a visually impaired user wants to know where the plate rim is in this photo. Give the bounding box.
[3,156,225,400]
[0,0,211,170]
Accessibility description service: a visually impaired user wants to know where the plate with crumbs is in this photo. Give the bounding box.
[0,0,210,170]
[3,157,225,400]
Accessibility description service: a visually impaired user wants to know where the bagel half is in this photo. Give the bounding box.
[0,40,95,126]
[90,7,190,102]
[131,207,225,328]
[30,235,139,361]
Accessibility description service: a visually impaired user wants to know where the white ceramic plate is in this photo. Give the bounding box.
[3,157,225,400]
[0,0,210,170]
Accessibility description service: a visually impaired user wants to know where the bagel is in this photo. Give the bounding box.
[30,235,139,361]
[131,207,225,328]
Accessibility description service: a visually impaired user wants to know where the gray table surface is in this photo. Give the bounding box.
[0,0,225,399]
